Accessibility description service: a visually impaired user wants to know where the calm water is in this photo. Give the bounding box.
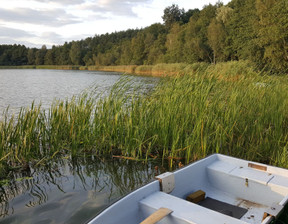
[0,69,164,223]
[0,156,168,224]
[0,69,156,115]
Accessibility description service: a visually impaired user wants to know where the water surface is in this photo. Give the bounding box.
[0,69,156,115]
[0,69,163,223]
[0,156,167,224]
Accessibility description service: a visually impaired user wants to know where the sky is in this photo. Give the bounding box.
[0,0,231,48]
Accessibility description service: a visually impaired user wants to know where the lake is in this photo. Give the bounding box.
[0,69,166,223]
[0,69,156,115]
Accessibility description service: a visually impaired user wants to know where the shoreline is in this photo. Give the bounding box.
[1,61,286,78]
[0,63,209,77]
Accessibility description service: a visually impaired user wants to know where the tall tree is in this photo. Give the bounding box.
[59,42,71,65]
[162,4,185,29]
[256,0,288,72]
[164,23,185,63]
[130,32,146,65]
[69,41,82,65]
[226,0,260,61]
[44,47,55,65]
[35,45,47,65]
[181,9,200,24]
[207,19,226,63]
[27,48,36,65]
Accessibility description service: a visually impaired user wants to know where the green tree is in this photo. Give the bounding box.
[118,40,133,65]
[146,33,167,64]
[131,32,146,65]
[162,4,185,29]
[10,45,28,65]
[183,4,216,63]
[142,23,167,64]
[35,45,47,65]
[164,23,185,63]
[216,6,233,25]
[256,0,288,72]
[226,0,260,61]
[59,42,71,65]
[27,48,36,65]
[69,41,82,65]
[207,19,226,63]
[44,47,55,65]
[181,9,200,24]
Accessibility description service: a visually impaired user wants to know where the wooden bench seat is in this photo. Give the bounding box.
[139,191,247,224]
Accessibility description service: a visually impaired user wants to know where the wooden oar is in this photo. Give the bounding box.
[140,207,173,224]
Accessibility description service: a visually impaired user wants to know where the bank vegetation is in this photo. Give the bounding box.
[1,61,288,175]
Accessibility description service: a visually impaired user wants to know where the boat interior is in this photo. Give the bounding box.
[139,154,288,224]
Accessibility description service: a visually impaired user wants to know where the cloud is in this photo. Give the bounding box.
[82,0,153,17]
[27,0,85,5]
[0,26,34,38]
[40,32,65,44]
[0,26,38,47]
[0,26,68,47]
[0,8,80,27]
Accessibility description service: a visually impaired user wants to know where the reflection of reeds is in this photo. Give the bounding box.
[0,156,162,220]
[1,61,288,170]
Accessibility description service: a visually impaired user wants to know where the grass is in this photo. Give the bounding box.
[0,61,288,172]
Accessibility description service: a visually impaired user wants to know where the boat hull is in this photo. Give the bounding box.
[89,154,288,224]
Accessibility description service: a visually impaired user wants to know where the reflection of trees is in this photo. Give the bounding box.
[0,155,167,219]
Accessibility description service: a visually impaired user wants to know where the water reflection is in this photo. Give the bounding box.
[0,70,161,223]
[0,156,167,224]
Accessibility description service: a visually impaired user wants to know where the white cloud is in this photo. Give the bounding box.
[79,0,152,17]
[0,8,80,26]
[0,0,232,47]
[0,26,34,38]
[27,0,85,5]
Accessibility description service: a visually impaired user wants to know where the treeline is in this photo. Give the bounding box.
[0,0,287,72]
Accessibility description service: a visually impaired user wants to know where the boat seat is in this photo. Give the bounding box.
[207,160,288,193]
[207,160,274,185]
[267,175,288,196]
[139,191,247,224]
[206,160,288,208]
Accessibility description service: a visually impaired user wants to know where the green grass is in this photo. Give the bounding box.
[1,61,288,171]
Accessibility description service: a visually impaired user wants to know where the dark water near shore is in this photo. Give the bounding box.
[0,156,168,224]
[0,69,164,223]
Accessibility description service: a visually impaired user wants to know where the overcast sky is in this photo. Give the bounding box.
[0,0,230,48]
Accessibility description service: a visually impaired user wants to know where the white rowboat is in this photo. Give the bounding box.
[89,154,288,224]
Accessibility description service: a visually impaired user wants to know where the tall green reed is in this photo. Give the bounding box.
[1,61,288,170]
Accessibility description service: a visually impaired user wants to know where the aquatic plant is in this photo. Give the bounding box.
[1,61,288,171]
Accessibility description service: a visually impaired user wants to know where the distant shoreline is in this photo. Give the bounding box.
[2,61,285,77]
[0,63,200,77]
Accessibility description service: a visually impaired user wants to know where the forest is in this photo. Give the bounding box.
[0,0,287,73]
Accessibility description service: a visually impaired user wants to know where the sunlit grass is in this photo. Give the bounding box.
[1,61,288,171]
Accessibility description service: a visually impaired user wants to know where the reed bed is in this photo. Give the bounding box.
[35,65,81,70]
[88,65,137,74]
[1,62,288,172]
[0,65,36,69]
